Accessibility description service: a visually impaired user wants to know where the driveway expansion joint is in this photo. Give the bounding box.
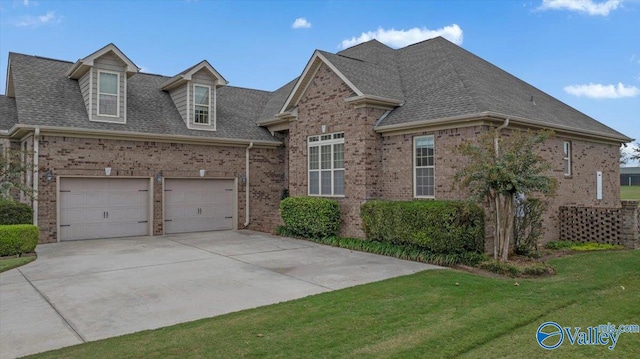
[17,268,87,344]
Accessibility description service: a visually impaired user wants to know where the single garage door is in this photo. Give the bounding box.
[59,178,150,241]
[164,179,235,234]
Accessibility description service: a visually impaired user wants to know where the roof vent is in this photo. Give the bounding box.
[530,95,536,105]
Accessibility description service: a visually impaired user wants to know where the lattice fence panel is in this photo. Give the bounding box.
[559,206,623,245]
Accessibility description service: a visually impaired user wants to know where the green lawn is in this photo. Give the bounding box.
[620,186,640,200]
[0,256,35,273]
[28,251,639,359]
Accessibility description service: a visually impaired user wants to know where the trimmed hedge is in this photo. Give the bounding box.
[0,200,33,225]
[360,200,484,254]
[0,224,39,257]
[279,196,340,238]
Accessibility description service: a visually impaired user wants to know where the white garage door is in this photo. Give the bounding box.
[59,178,150,241]
[164,179,235,234]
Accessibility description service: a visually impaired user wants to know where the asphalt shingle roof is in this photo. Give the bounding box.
[256,77,298,123]
[345,37,629,140]
[0,95,17,130]
[3,53,278,142]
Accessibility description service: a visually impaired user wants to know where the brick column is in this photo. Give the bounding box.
[620,200,639,249]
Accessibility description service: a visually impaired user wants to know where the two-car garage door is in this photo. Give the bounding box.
[59,178,235,241]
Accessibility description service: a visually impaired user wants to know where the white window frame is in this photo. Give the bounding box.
[97,70,120,117]
[308,132,345,197]
[193,84,211,125]
[563,141,571,176]
[414,135,435,198]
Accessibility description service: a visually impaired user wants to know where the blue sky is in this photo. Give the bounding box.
[1,0,639,163]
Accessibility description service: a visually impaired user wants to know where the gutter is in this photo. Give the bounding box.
[4,124,282,147]
[373,111,634,143]
[32,127,40,226]
[244,142,254,227]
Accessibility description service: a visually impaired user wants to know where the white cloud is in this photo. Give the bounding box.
[16,10,61,27]
[564,82,640,98]
[292,18,311,29]
[538,0,621,16]
[340,24,463,49]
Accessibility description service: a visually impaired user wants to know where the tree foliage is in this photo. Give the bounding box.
[455,128,557,261]
[630,142,640,161]
[0,148,35,201]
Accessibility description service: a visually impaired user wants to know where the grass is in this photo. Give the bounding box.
[620,186,640,200]
[0,255,35,273]
[26,250,640,359]
[545,240,625,251]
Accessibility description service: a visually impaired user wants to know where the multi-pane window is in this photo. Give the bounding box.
[194,85,210,124]
[98,71,119,116]
[563,141,571,176]
[414,135,435,197]
[308,132,344,196]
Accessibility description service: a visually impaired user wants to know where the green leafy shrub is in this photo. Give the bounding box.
[0,224,39,256]
[360,200,484,254]
[514,198,546,257]
[0,200,33,225]
[275,227,487,266]
[279,197,340,238]
[545,241,624,251]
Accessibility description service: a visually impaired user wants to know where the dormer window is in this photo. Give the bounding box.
[194,85,210,125]
[98,71,119,117]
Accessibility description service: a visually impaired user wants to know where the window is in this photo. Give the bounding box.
[194,85,210,125]
[414,135,435,197]
[308,132,344,196]
[98,71,119,117]
[563,141,571,176]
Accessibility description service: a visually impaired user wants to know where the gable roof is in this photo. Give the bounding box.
[3,52,277,143]
[160,60,228,91]
[66,43,140,79]
[277,37,631,143]
[0,95,17,130]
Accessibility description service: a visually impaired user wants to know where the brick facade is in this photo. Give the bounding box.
[288,63,386,238]
[33,135,284,243]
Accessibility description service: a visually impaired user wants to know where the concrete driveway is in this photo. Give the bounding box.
[0,230,440,358]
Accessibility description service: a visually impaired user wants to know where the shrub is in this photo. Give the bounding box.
[0,224,39,257]
[0,200,33,225]
[514,198,546,257]
[279,197,340,238]
[545,240,624,251]
[360,200,484,254]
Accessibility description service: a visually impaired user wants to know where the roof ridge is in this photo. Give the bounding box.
[9,52,73,65]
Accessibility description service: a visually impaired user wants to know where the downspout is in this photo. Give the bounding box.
[32,127,40,226]
[244,142,254,227]
[492,119,509,259]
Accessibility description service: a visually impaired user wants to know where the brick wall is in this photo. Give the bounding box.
[288,63,386,238]
[379,127,622,244]
[36,135,284,243]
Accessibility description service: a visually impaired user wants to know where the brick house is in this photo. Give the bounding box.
[0,38,632,244]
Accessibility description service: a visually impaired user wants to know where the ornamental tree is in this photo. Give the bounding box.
[0,148,35,201]
[455,128,557,261]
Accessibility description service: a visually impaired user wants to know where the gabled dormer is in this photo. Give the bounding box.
[161,60,228,131]
[66,44,139,124]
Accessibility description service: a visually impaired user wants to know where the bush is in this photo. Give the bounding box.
[0,200,33,225]
[360,200,484,254]
[545,240,624,251]
[514,198,546,257]
[0,224,39,257]
[279,197,340,238]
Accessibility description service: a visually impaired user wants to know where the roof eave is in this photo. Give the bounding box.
[6,125,282,148]
[344,95,402,110]
[375,111,633,143]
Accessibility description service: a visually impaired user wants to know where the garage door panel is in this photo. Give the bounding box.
[164,179,235,234]
[60,178,150,241]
